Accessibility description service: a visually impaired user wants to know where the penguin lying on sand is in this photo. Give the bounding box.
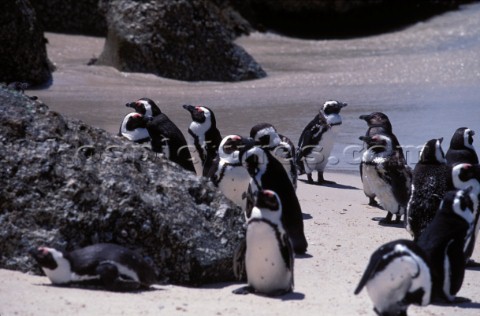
[29,243,157,292]
[233,190,294,296]
[406,138,450,241]
[446,127,478,166]
[355,239,431,316]
[359,134,412,224]
[250,123,297,190]
[296,100,347,184]
[183,104,222,176]
[417,188,477,303]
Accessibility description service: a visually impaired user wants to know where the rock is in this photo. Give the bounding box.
[32,0,107,36]
[96,0,266,81]
[0,87,246,285]
[231,0,478,38]
[0,0,52,86]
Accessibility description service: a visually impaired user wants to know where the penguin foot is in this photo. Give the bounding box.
[466,259,480,269]
[307,174,314,184]
[368,197,379,207]
[316,172,336,185]
[232,286,254,295]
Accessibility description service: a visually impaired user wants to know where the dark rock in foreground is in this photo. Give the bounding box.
[97,0,266,82]
[0,0,52,86]
[0,87,245,285]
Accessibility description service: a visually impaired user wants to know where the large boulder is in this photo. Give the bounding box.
[0,87,246,285]
[232,0,478,38]
[96,0,266,81]
[32,0,107,36]
[0,0,52,86]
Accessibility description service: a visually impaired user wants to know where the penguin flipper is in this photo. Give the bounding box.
[354,248,384,295]
[233,239,247,281]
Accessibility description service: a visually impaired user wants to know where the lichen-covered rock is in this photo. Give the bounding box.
[32,0,107,36]
[232,0,478,38]
[97,0,266,82]
[0,87,246,285]
[0,0,52,86]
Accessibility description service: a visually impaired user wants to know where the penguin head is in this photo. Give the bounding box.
[452,127,475,150]
[419,138,446,164]
[241,146,269,178]
[219,135,254,162]
[126,98,161,117]
[359,112,393,132]
[452,163,480,191]
[29,247,72,284]
[250,190,283,224]
[322,101,347,126]
[250,123,281,149]
[125,113,149,129]
[359,135,393,153]
[183,104,215,125]
[439,188,476,226]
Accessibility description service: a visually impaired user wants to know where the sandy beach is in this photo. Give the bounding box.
[1,171,479,315]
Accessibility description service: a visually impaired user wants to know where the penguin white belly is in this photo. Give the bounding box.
[186,138,204,176]
[361,163,376,198]
[303,130,334,174]
[218,166,250,210]
[363,163,403,215]
[245,222,291,294]
[366,255,427,313]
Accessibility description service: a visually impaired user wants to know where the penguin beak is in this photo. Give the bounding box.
[126,102,136,109]
[182,104,195,113]
[439,137,443,144]
[359,114,371,121]
[340,102,348,108]
[359,135,372,142]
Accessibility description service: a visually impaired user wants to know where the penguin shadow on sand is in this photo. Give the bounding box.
[298,177,359,190]
[33,281,164,293]
[431,299,480,310]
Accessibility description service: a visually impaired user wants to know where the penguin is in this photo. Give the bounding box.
[354,239,431,316]
[118,112,151,143]
[417,188,477,303]
[296,100,347,184]
[446,127,479,166]
[232,190,294,296]
[241,146,308,254]
[126,113,195,172]
[405,138,451,241]
[359,134,412,224]
[183,104,222,176]
[206,135,254,210]
[29,243,157,292]
[126,97,162,117]
[250,123,297,190]
[359,112,405,206]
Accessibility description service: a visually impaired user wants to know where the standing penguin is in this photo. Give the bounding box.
[354,239,432,316]
[233,190,294,296]
[446,127,478,166]
[118,112,151,143]
[241,146,308,254]
[183,104,222,176]
[359,112,405,206]
[126,113,195,172]
[417,188,477,303]
[296,100,347,184]
[406,138,451,241]
[29,243,157,292]
[207,134,254,211]
[250,123,297,190]
[359,134,412,224]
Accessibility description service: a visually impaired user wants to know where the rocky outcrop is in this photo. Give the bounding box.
[0,0,52,86]
[96,0,266,82]
[0,87,246,285]
[232,0,479,38]
[32,0,107,36]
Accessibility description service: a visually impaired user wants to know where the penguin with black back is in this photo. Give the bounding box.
[359,112,406,207]
[241,146,308,255]
[183,104,222,176]
[233,190,294,296]
[29,243,157,292]
[250,123,298,190]
[446,127,478,166]
[417,187,477,303]
[359,134,412,224]
[125,100,195,172]
[354,239,432,316]
[296,100,347,184]
[406,138,451,241]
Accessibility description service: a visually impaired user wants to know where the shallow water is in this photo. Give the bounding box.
[28,3,480,172]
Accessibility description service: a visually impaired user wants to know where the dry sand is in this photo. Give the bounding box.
[1,171,479,316]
